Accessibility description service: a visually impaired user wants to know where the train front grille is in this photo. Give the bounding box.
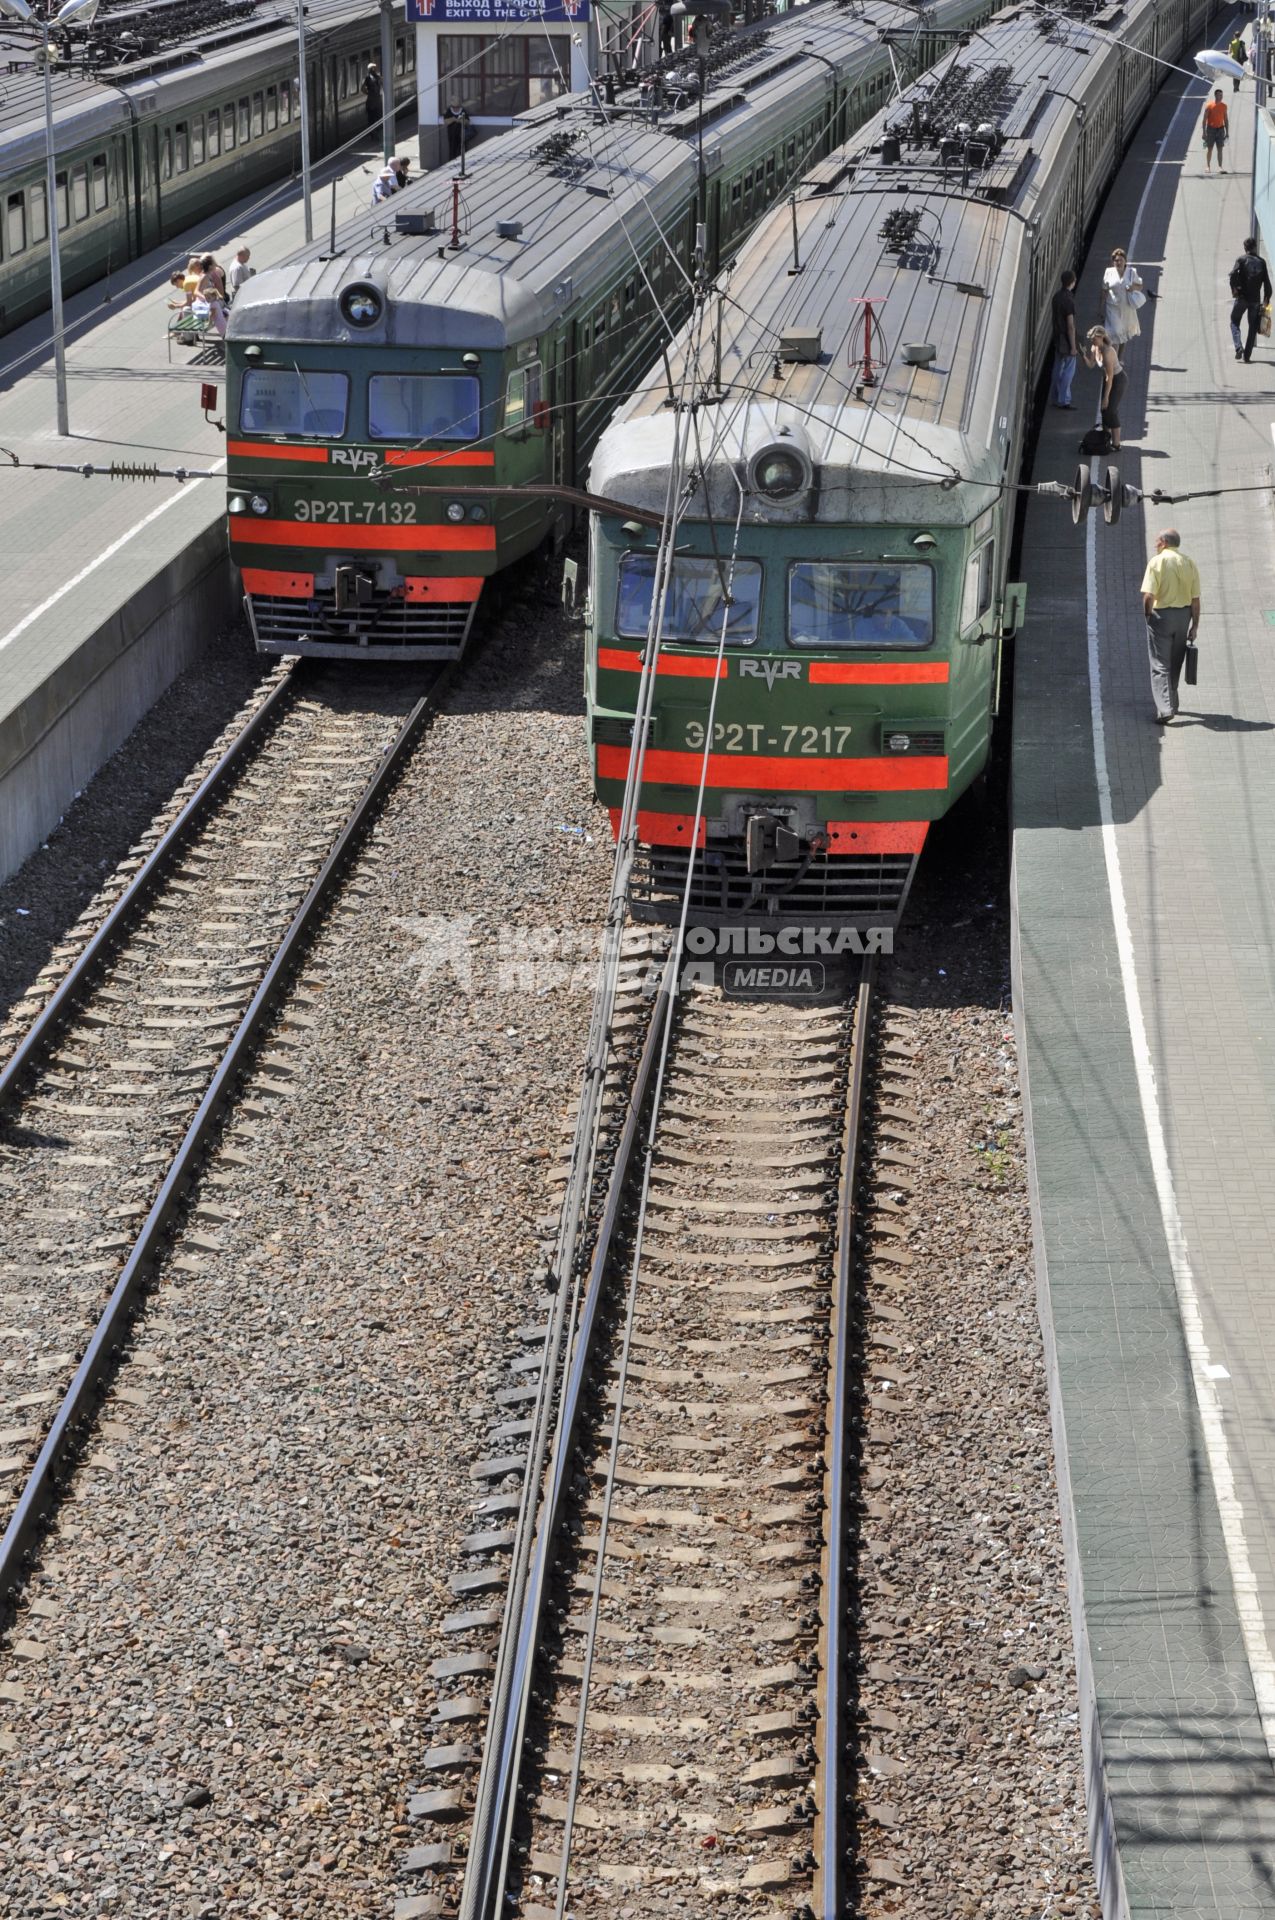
[247,588,477,659]
[630,840,917,930]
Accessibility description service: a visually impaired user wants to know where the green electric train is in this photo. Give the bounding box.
[222,0,1002,660]
[0,0,414,337]
[585,0,1210,928]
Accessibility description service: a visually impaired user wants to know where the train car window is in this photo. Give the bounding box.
[6,193,25,256]
[504,361,542,434]
[208,110,221,158]
[55,171,69,230]
[29,181,47,243]
[251,92,264,137]
[789,562,932,649]
[731,179,742,205]
[266,87,279,131]
[369,373,481,441]
[238,99,250,144]
[191,116,205,166]
[961,542,995,629]
[72,165,90,220]
[159,130,171,181]
[617,554,761,645]
[240,369,349,437]
[280,80,291,122]
[407,35,415,70]
[395,36,406,75]
[91,156,108,210]
[174,126,188,176]
[223,103,236,150]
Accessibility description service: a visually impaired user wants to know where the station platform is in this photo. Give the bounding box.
[0,127,405,884]
[1012,40,1275,1920]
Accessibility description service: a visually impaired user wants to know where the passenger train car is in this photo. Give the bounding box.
[221,0,1003,660]
[585,0,1212,928]
[0,0,414,337]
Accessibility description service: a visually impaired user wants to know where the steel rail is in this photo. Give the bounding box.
[0,669,446,1609]
[459,951,677,1920]
[0,665,300,1112]
[818,957,877,1915]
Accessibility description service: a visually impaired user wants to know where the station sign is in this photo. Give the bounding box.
[408,0,589,18]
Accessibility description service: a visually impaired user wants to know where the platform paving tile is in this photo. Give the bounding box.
[1012,47,1275,1919]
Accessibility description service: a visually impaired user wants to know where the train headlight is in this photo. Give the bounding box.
[747,442,812,501]
[340,284,383,327]
[446,501,466,523]
[228,494,248,514]
[467,504,488,522]
[887,733,912,753]
[249,493,271,516]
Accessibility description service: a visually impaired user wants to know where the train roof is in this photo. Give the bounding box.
[591,0,1140,526]
[227,0,982,354]
[0,0,397,164]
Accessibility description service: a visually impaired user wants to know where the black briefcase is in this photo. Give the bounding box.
[1184,641,1198,687]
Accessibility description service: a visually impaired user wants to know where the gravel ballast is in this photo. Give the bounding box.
[0,594,1102,1917]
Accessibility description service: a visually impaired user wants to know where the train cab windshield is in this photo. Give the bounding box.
[240,369,348,437]
[788,562,933,649]
[369,373,481,441]
[616,553,761,645]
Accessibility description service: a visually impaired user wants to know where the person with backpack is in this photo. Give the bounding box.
[1229,236,1272,362]
[1229,32,1247,90]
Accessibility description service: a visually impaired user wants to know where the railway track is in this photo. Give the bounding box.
[0,659,445,1609]
[406,958,920,1917]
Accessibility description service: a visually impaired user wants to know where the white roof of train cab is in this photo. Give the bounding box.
[591,398,1003,527]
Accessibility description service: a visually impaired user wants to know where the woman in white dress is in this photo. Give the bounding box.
[1101,247,1145,349]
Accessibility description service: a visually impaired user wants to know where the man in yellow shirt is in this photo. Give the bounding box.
[1141,528,1200,724]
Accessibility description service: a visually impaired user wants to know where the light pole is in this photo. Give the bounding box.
[296,0,313,244]
[1251,15,1267,239]
[0,0,101,437]
[379,0,394,163]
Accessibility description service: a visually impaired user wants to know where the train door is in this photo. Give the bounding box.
[133,114,162,255]
[553,324,572,499]
[551,324,574,530]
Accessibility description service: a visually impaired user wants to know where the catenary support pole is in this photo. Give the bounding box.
[296,0,313,244]
[43,24,69,436]
[380,0,395,161]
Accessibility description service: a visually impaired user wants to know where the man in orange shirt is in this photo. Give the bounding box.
[1203,90,1229,170]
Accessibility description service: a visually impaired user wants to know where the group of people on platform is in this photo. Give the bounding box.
[1049,220,1273,448]
[166,246,254,342]
[370,155,412,205]
[1042,53,1272,728]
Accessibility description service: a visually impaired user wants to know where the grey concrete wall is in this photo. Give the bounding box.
[0,523,233,886]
